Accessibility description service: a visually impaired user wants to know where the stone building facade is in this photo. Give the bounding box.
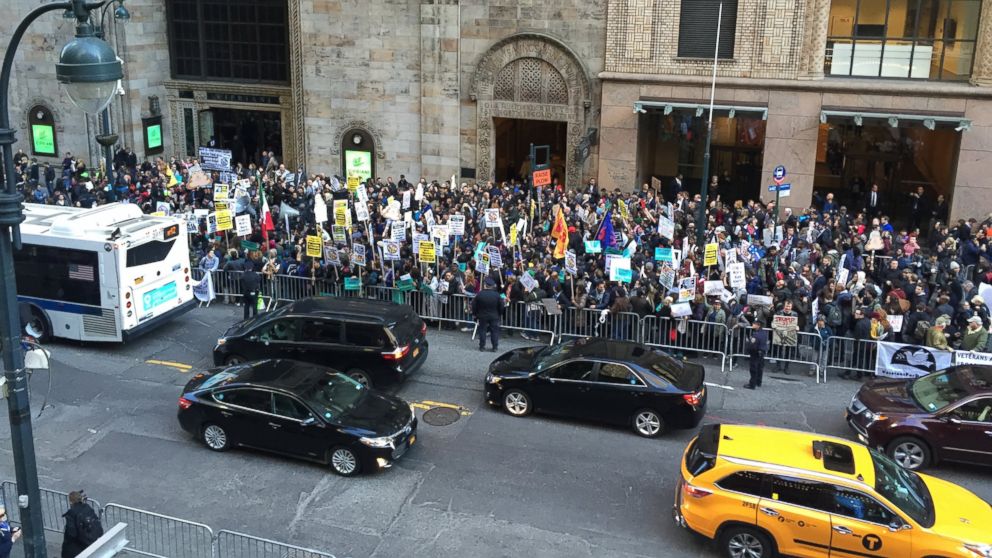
[599,0,992,221]
[3,0,607,191]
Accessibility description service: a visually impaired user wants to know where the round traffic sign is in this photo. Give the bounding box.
[773,165,787,185]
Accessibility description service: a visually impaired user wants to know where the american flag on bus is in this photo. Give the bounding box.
[68,264,95,281]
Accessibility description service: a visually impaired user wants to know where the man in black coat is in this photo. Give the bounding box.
[744,320,769,389]
[61,491,102,558]
[241,258,261,320]
[472,278,504,352]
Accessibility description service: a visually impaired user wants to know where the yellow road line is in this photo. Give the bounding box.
[411,400,472,416]
[146,359,193,372]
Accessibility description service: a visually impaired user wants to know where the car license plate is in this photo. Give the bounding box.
[413,347,419,358]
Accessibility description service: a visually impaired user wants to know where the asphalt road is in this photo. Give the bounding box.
[0,303,989,558]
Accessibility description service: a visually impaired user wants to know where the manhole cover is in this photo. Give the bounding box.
[423,406,461,426]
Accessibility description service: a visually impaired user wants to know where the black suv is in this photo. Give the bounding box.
[214,297,429,387]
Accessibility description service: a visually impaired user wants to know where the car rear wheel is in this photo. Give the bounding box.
[633,409,665,438]
[888,436,931,470]
[503,390,531,417]
[202,424,230,451]
[719,526,774,558]
[330,447,361,476]
[347,369,373,388]
[224,354,246,366]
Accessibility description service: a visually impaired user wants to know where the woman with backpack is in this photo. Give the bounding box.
[62,491,103,557]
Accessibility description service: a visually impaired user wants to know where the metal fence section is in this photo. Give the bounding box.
[559,308,642,343]
[102,503,214,558]
[641,316,729,370]
[824,336,879,379]
[728,329,824,383]
[1,482,102,535]
[500,300,557,343]
[215,530,336,558]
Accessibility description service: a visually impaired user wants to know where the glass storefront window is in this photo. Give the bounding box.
[825,0,981,81]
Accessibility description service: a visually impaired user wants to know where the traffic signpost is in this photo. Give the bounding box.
[771,165,786,224]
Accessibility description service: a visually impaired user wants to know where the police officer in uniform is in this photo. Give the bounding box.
[745,320,769,389]
[472,278,504,352]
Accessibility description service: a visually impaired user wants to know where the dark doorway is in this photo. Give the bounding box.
[494,118,567,184]
[209,108,282,166]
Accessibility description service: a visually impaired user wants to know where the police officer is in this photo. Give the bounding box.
[745,320,769,389]
[241,258,261,320]
[472,278,504,352]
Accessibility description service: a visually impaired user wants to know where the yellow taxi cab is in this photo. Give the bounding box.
[673,424,992,558]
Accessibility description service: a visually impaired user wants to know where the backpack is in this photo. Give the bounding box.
[74,503,104,546]
[825,303,843,328]
[914,320,931,343]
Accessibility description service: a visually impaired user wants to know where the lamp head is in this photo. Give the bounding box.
[56,31,123,114]
[114,1,131,21]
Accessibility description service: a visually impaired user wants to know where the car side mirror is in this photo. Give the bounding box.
[888,520,910,532]
[301,417,316,427]
[945,415,961,424]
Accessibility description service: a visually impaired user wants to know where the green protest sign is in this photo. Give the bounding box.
[240,240,260,252]
[397,278,415,292]
[344,277,361,291]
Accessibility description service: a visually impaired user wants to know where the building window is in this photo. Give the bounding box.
[677,0,738,59]
[165,0,289,84]
[826,0,981,81]
[28,105,57,157]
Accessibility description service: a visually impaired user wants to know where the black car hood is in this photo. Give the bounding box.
[859,378,921,414]
[489,346,543,377]
[342,391,412,436]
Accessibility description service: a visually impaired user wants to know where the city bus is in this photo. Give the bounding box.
[15,203,196,342]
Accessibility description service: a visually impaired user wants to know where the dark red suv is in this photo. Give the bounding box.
[846,365,992,470]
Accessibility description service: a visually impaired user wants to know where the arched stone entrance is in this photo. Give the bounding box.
[470,33,593,187]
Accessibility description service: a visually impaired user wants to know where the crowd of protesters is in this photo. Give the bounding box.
[13,144,992,377]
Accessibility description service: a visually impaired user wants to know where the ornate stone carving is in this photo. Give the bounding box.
[971,0,992,85]
[289,0,306,168]
[471,32,592,187]
[330,120,387,159]
[801,0,830,80]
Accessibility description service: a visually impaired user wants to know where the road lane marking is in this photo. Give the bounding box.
[146,359,193,372]
[704,382,735,391]
[410,400,472,416]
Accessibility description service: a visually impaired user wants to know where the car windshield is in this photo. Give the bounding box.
[301,373,366,421]
[909,367,991,412]
[534,340,579,371]
[870,447,934,527]
[198,370,238,390]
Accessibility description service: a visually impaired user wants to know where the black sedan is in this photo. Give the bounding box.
[178,359,417,476]
[484,338,706,437]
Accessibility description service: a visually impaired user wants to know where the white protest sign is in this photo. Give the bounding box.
[747,294,774,307]
[728,262,746,290]
[564,251,577,275]
[234,214,252,237]
[485,208,501,228]
[314,194,327,224]
[355,202,370,222]
[391,222,407,242]
[704,280,725,296]
[448,214,465,236]
[671,302,693,317]
[356,185,369,204]
[658,216,675,240]
[415,183,424,201]
[476,252,490,273]
[519,271,538,292]
[352,244,367,266]
[324,247,341,267]
[412,233,429,254]
[382,240,401,261]
[402,190,412,209]
[488,246,503,268]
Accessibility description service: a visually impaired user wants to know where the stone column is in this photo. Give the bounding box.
[970,0,992,85]
[288,0,306,169]
[799,0,830,80]
[420,0,462,179]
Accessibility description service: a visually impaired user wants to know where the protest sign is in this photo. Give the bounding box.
[876,342,953,379]
[488,246,503,268]
[485,208,501,228]
[213,183,229,201]
[611,266,633,283]
[391,222,407,242]
[215,210,233,232]
[418,241,436,264]
[332,225,348,243]
[333,200,351,227]
[671,302,693,317]
[747,294,774,307]
[704,243,719,266]
[415,183,424,201]
[352,244,367,266]
[678,277,696,302]
[306,235,322,258]
[660,267,676,290]
[402,190,411,209]
[956,350,992,366]
[704,280,725,296]
[155,201,171,215]
[888,315,904,333]
[771,315,799,346]
[234,214,251,237]
[198,147,232,171]
[383,240,401,261]
[314,194,328,223]
[214,201,229,213]
[206,213,217,234]
[347,176,360,192]
[423,208,436,230]
[448,214,465,236]
[584,240,601,254]
[476,252,490,273]
[324,247,341,267]
[355,202,370,222]
[658,216,675,240]
[519,271,538,291]
[654,247,673,262]
[728,262,746,290]
[564,251,577,275]
[344,277,361,291]
[355,184,369,204]
[412,233,428,254]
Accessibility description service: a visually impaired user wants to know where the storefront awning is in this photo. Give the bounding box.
[633,100,768,120]
[819,108,971,131]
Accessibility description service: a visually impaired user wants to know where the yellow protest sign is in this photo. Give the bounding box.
[509,224,518,246]
[618,199,629,220]
[418,241,436,264]
[347,176,360,192]
[333,200,351,227]
[306,235,322,258]
[214,201,228,212]
[150,211,166,217]
[704,242,719,267]
[215,209,233,231]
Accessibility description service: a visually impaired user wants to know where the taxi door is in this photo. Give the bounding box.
[757,475,833,558]
[827,485,912,558]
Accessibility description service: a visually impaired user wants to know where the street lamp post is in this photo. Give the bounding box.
[695,1,724,247]
[94,1,129,193]
[0,2,123,556]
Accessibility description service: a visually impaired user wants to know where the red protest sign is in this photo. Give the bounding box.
[533,168,552,187]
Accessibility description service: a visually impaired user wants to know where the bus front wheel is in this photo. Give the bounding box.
[23,308,51,343]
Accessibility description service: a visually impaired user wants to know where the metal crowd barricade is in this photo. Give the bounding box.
[1,482,102,534]
[501,300,557,343]
[558,307,641,343]
[433,292,476,328]
[215,529,336,558]
[102,503,214,558]
[824,336,879,379]
[728,329,824,383]
[641,316,728,370]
